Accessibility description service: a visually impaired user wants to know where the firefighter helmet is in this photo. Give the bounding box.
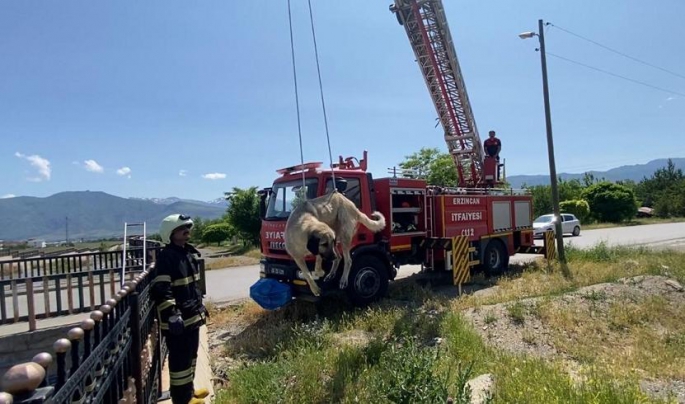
[159,214,194,244]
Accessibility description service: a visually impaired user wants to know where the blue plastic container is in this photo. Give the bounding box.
[249,278,292,310]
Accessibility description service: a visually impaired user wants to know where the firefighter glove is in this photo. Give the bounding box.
[168,313,185,336]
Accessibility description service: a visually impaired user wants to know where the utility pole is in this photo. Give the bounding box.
[537,19,566,265]
[65,216,69,244]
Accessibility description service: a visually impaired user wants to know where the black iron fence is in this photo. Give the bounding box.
[0,254,198,404]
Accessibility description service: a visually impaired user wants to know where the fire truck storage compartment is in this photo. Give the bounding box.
[514,200,532,229]
[492,201,512,232]
[374,177,428,237]
[391,188,425,235]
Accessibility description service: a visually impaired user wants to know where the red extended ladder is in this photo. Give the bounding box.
[391,0,485,187]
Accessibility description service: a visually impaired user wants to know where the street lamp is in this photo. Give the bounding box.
[519,19,567,265]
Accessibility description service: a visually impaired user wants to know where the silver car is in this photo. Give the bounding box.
[533,213,581,238]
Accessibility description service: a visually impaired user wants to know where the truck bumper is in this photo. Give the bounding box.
[259,259,340,301]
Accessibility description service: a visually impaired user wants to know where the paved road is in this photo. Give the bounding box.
[534,222,685,249]
[205,222,685,304]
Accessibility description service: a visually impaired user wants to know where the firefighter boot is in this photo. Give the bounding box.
[193,388,209,399]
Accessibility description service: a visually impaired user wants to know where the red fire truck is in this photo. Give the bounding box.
[256,0,540,306]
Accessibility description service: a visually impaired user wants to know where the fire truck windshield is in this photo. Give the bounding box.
[265,178,319,220]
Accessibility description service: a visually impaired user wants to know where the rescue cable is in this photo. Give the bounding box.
[287,0,308,197]
[306,0,336,187]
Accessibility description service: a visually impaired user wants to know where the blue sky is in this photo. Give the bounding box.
[2,0,684,201]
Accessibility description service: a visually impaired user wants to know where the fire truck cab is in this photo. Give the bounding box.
[258,151,536,306]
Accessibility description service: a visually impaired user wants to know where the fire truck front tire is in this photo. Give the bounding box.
[346,255,389,307]
[482,239,509,277]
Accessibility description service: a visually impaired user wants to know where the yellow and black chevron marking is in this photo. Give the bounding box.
[451,235,470,286]
[544,230,556,261]
[419,238,452,249]
[516,245,545,254]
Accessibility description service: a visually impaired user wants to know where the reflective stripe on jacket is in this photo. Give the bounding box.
[150,243,205,331]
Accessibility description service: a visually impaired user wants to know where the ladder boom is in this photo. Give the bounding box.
[391,0,485,187]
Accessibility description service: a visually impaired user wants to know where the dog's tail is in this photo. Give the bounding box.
[357,210,386,233]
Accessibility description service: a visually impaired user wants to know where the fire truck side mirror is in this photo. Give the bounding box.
[258,188,271,219]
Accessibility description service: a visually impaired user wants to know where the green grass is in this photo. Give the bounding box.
[505,301,526,325]
[212,246,685,404]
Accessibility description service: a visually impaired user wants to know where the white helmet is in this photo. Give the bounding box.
[159,214,194,244]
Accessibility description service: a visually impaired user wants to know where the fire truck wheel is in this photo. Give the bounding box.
[483,239,509,277]
[347,255,389,307]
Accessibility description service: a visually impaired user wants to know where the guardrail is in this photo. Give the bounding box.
[1,247,161,331]
[0,257,194,403]
[1,267,138,330]
[0,247,157,281]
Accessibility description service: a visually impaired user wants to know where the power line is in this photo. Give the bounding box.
[545,51,685,98]
[547,22,685,81]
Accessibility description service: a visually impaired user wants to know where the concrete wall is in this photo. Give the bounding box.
[0,321,78,377]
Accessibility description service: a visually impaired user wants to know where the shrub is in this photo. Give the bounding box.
[581,182,636,223]
[559,199,590,222]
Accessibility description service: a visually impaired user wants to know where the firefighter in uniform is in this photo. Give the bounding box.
[152,214,209,404]
[484,130,501,160]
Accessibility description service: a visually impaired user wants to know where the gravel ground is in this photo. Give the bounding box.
[462,275,685,403]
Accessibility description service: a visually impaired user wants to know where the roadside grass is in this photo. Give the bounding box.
[212,245,685,404]
[583,217,685,230]
[536,293,685,381]
[203,244,262,270]
[452,242,685,311]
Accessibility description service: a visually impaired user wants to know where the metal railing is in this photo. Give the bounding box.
[1,247,161,331]
[0,256,192,404]
[1,248,147,280]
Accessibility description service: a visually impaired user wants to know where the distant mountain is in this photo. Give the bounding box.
[0,191,227,241]
[129,196,229,208]
[507,158,685,188]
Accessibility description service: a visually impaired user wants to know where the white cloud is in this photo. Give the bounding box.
[179,170,188,177]
[667,96,676,101]
[116,166,132,178]
[1,194,16,199]
[202,172,226,180]
[83,159,104,173]
[15,152,51,181]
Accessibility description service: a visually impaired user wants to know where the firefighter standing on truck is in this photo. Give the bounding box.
[152,214,209,404]
[484,130,501,160]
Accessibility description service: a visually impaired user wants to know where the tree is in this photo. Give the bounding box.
[527,184,553,218]
[523,177,585,218]
[225,186,261,245]
[559,199,591,222]
[651,182,685,218]
[582,172,600,187]
[558,178,584,202]
[581,182,637,223]
[398,147,458,186]
[189,216,206,244]
[635,159,685,209]
[202,223,235,246]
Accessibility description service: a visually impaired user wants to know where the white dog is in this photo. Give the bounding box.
[284,191,386,296]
